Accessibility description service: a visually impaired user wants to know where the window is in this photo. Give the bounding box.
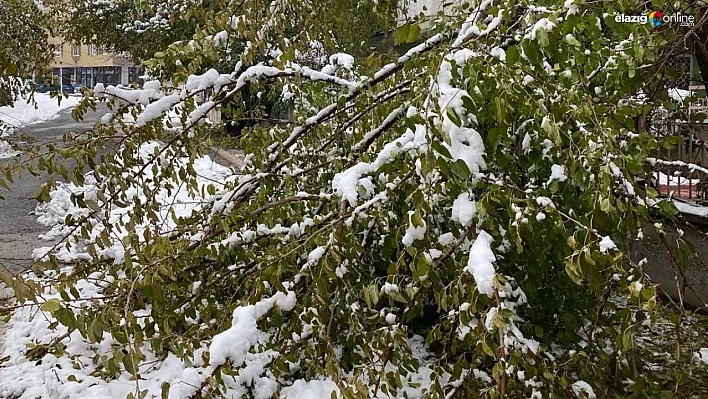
[667,54,693,90]
[72,44,81,57]
[89,44,97,56]
[53,45,62,57]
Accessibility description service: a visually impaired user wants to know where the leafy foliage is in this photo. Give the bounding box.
[2,0,708,398]
[0,0,53,105]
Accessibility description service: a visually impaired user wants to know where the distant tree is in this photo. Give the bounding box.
[0,0,53,106]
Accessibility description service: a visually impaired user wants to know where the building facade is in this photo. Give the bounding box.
[49,38,141,87]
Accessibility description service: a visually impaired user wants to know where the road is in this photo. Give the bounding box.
[0,104,106,275]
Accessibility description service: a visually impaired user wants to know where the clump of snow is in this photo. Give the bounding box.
[549,164,567,183]
[654,171,700,186]
[280,378,339,399]
[402,211,426,246]
[668,88,690,103]
[536,196,556,208]
[452,192,476,227]
[464,230,496,297]
[564,0,579,15]
[572,380,597,398]
[328,53,354,69]
[210,290,296,367]
[0,139,20,159]
[599,236,617,253]
[695,348,708,365]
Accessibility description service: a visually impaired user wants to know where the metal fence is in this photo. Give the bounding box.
[650,119,708,202]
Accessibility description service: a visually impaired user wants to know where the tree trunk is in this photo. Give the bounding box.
[693,8,708,85]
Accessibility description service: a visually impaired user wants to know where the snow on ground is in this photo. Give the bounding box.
[0,142,238,398]
[0,139,20,158]
[32,141,236,262]
[0,93,81,130]
[0,93,81,158]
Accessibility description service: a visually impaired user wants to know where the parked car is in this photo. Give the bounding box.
[35,83,75,94]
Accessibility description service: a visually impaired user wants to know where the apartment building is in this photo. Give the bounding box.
[49,39,142,87]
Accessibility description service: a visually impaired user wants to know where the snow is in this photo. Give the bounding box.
[673,200,708,217]
[668,88,690,102]
[0,139,20,159]
[32,141,236,262]
[696,348,708,364]
[451,192,476,227]
[0,93,81,130]
[464,230,496,297]
[328,53,354,69]
[549,164,567,182]
[210,290,296,367]
[599,236,617,253]
[402,211,426,246]
[526,18,556,40]
[564,0,579,15]
[0,276,198,399]
[653,171,699,186]
[307,246,327,265]
[536,196,556,208]
[280,379,339,399]
[572,380,597,398]
[438,232,455,246]
[435,55,488,176]
[135,93,182,126]
[332,163,371,207]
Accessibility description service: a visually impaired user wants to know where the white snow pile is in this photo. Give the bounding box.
[0,139,20,159]
[0,93,81,130]
[464,230,497,297]
[599,236,617,253]
[0,274,207,399]
[673,200,708,218]
[32,141,236,263]
[668,88,690,103]
[451,192,476,227]
[696,348,708,365]
[0,93,81,158]
[0,272,450,398]
[571,381,597,399]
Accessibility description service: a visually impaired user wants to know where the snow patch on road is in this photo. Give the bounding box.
[0,93,81,130]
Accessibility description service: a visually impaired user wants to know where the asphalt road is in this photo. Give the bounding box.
[0,104,106,274]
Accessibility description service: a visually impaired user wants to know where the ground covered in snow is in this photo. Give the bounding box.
[0,142,238,398]
[0,93,81,158]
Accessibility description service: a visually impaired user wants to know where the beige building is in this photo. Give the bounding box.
[49,38,141,87]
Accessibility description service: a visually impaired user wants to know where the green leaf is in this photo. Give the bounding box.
[40,298,61,313]
[536,29,549,47]
[658,200,678,218]
[431,140,452,159]
[564,256,583,285]
[407,24,421,43]
[450,159,470,180]
[393,24,410,46]
[506,45,520,65]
